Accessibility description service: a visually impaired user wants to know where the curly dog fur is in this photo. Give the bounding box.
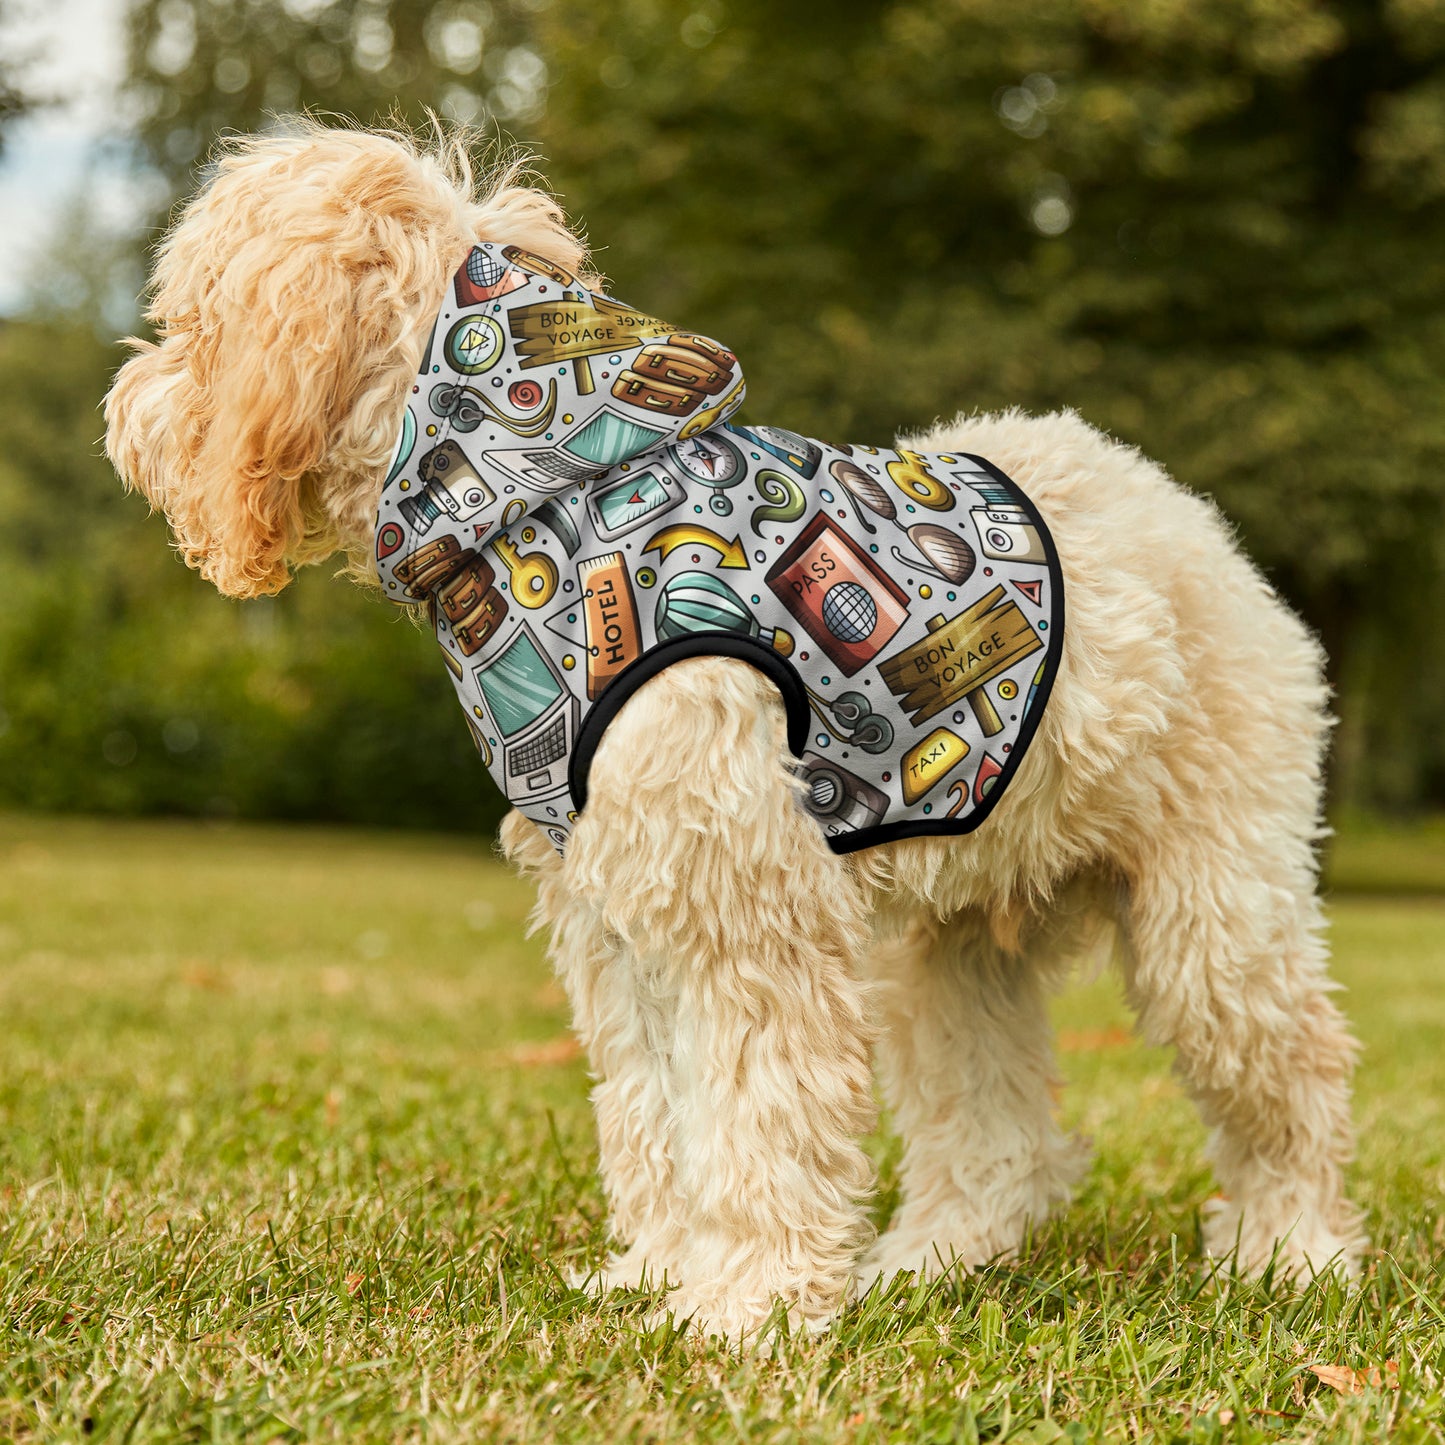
[105,122,1365,1343]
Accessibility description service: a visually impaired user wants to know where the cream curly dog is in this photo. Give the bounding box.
[105,124,1364,1342]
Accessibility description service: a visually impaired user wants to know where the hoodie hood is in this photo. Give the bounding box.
[376,242,745,596]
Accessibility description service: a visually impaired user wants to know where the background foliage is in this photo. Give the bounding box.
[2,0,1443,830]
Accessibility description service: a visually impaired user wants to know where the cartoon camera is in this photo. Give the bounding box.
[795,752,889,833]
[969,481,1047,565]
[399,441,497,535]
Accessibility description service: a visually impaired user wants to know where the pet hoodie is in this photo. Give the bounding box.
[375,242,1064,855]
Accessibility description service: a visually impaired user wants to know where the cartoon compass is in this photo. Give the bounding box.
[444,314,504,375]
[667,432,746,515]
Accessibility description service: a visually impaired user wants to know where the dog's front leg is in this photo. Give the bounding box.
[501,809,688,1289]
[565,658,878,1344]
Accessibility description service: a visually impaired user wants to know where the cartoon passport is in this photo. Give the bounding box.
[764,513,911,676]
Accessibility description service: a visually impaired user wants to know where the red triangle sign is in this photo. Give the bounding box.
[1012,578,1043,606]
[473,523,492,540]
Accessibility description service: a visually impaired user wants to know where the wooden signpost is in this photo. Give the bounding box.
[879,585,1042,734]
[508,294,674,394]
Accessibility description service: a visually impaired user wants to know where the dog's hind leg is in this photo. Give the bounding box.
[1120,832,1364,1279]
[859,909,1089,1289]
[565,657,878,1343]
[1107,567,1365,1280]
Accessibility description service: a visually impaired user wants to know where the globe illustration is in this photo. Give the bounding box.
[821,581,877,643]
[467,248,507,289]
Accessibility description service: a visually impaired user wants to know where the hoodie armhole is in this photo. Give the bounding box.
[567,633,812,814]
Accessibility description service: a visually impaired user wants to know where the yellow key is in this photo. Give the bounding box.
[492,534,558,609]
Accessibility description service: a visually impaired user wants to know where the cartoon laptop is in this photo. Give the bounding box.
[471,622,580,802]
[523,407,672,483]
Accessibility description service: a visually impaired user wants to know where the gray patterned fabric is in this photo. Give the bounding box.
[375,242,1064,854]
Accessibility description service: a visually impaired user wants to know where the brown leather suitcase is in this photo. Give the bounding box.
[451,588,509,656]
[436,554,499,623]
[670,333,738,369]
[629,342,731,395]
[610,369,703,417]
[501,245,575,287]
[392,535,472,597]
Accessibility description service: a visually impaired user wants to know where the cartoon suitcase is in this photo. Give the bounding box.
[628,342,734,396]
[437,554,509,656]
[392,535,472,598]
[450,591,509,656]
[669,333,737,369]
[610,334,738,417]
[610,371,704,417]
[501,245,576,287]
[437,554,497,621]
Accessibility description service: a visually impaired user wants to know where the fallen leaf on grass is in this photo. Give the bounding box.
[179,962,230,992]
[1056,1027,1133,1052]
[502,1037,584,1067]
[345,1273,365,1296]
[1310,1362,1399,1395]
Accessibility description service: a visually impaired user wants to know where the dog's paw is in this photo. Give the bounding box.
[646,1289,836,1351]
[1202,1196,1367,1282]
[849,1225,999,1294]
[860,1136,1091,1295]
[570,1245,675,1296]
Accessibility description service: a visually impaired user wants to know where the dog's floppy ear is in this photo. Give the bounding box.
[108,151,352,594]
[107,126,584,598]
[109,242,375,597]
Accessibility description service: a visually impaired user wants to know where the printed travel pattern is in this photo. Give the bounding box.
[375,243,1065,854]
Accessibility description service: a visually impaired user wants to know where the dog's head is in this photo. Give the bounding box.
[105,121,589,597]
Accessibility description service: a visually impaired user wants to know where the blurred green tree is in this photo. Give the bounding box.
[16,0,1439,826]
[0,316,502,830]
[0,0,36,153]
[124,0,543,184]
[532,0,1445,804]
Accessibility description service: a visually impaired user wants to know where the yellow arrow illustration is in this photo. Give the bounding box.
[642,524,751,570]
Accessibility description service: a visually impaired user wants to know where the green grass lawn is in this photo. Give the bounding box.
[1,813,1442,1443]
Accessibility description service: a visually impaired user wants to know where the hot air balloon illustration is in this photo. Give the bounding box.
[655,572,794,656]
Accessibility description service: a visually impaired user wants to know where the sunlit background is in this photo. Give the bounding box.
[1,0,1442,836]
